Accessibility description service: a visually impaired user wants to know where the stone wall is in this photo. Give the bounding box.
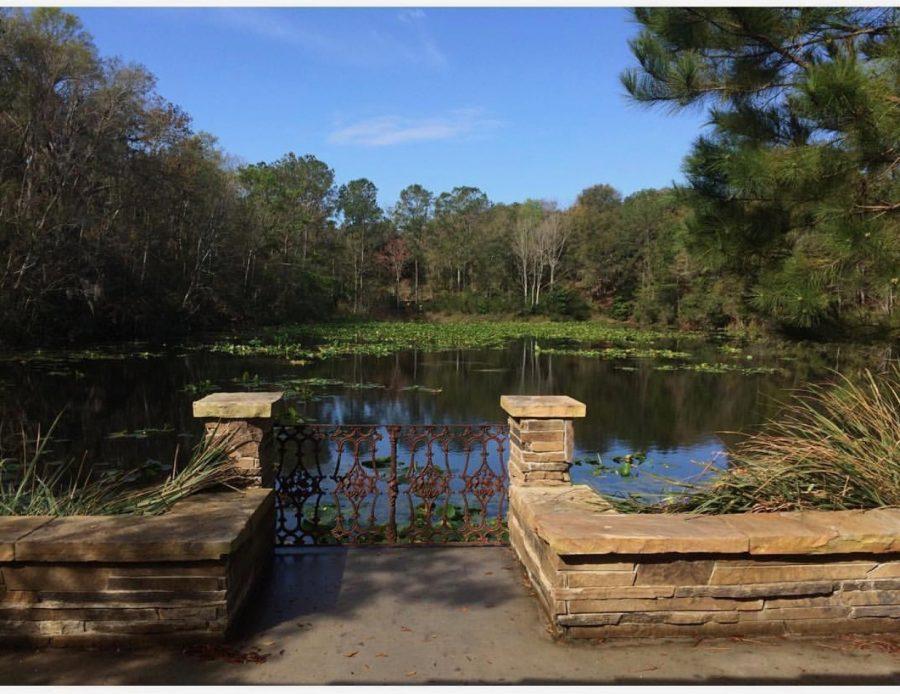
[509,485,900,639]
[500,393,900,640]
[0,489,274,647]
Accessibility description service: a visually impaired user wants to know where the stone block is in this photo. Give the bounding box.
[522,440,566,454]
[14,490,273,562]
[567,618,788,639]
[193,392,284,419]
[537,512,749,556]
[82,620,211,635]
[869,562,900,578]
[500,395,586,419]
[710,561,877,585]
[561,560,635,572]
[760,606,851,621]
[517,430,566,444]
[515,419,566,432]
[157,606,219,621]
[567,596,763,613]
[840,590,900,606]
[564,420,574,462]
[762,594,840,608]
[618,610,740,625]
[518,451,569,464]
[783,616,900,635]
[841,578,900,591]
[795,510,900,554]
[558,586,674,600]
[107,575,224,592]
[558,612,623,627]
[635,559,714,586]
[675,581,835,599]
[0,517,53,561]
[0,620,85,636]
[565,571,637,588]
[508,513,564,590]
[0,607,158,621]
[2,566,111,592]
[852,605,900,618]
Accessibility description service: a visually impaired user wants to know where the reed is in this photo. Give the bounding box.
[608,366,900,513]
[0,417,241,516]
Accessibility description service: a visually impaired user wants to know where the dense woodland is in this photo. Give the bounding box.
[1,8,897,346]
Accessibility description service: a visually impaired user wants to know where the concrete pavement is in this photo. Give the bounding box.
[0,547,896,684]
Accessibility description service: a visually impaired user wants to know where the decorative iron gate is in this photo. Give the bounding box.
[273,423,509,546]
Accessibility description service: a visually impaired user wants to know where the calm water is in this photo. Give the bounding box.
[0,336,891,499]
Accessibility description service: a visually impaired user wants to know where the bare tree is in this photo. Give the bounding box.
[538,212,569,292]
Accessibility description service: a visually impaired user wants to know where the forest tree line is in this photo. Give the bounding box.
[1,8,897,346]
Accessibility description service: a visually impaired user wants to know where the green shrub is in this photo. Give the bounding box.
[538,286,591,321]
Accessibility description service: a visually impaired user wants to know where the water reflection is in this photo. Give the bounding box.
[0,337,891,498]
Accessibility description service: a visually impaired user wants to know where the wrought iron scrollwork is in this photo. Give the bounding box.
[274,422,508,546]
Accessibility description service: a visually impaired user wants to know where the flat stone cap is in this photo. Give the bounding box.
[512,486,900,556]
[500,395,586,419]
[12,489,273,562]
[193,391,284,419]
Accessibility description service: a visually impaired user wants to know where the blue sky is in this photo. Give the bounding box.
[72,7,709,207]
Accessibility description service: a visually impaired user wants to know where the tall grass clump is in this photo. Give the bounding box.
[609,365,900,514]
[0,416,241,516]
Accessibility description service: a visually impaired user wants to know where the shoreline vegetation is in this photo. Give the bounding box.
[0,417,239,516]
[1,9,897,348]
[606,367,900,514]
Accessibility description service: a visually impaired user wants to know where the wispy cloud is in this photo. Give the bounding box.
[212,8,447,69]
[328,109,503,147]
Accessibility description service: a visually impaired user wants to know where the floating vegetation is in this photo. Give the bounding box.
[209,320,701,365]
[45,369,85,378]
[290,377,346,387]
[653,362,779,375]
[361,455,394,470]
[180,379,219,395]
[402,385,443,394]
[106,426,174,440]
[535,345,691,360]
[574,451,649,478]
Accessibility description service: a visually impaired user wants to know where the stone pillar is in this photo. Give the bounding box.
[192,392,284,488]
[500,395,586,486]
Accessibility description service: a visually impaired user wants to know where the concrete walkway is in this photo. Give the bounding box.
[0,547,897,684]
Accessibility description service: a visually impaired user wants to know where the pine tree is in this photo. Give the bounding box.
[622,8,899,332]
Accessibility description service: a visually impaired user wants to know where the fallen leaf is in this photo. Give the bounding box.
[184,644,269,665]
[375,653,388,658]
[406,671,417,677]
[401,626,413,632]
[344,651,359,658]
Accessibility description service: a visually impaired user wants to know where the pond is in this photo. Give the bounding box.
[0,326,892,503]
